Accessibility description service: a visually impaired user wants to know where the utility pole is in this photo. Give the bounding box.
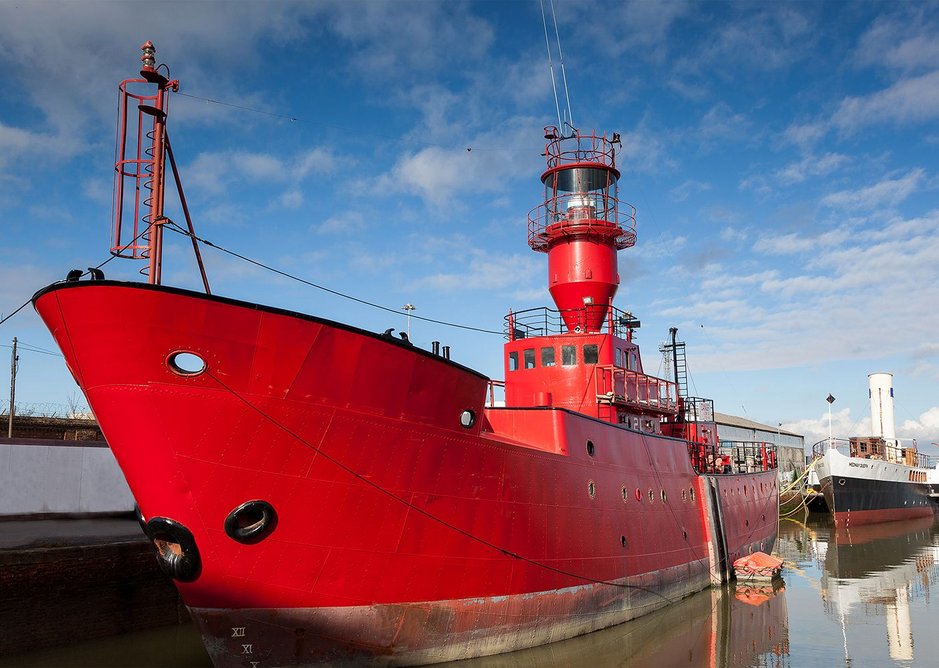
[402,304,416,339]
[826,393,836,450]
[8,337,18,438]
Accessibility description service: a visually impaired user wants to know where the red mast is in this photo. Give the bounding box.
[111,41,177,284]
[528,127,635,333]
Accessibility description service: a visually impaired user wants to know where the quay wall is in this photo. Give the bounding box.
[0,538,187,656]
[0,439,135,518]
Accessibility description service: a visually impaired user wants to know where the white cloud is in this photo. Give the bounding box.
[912,343,939,360]
[782,121,827,151]
[0,122,72,172]
[669,179,711,202]
[375,120,542,206]
[651,206,939,381]
[753,227,851,255]
[239,153,285,181]
[833,70,939,132]
[782,408,863,451]
[617,127,672,174]
[279,189,304,209]
[567,0,692,61]
[381,147,471,206]
[899,407,939,444]
[314,211,366,235]
[696,103,751,145]
[325,1,494,78]
[296,147,347,178]
[774,153,849,185]
[410,250,540,293]
[670,179,711,202]
[738,174,772,197]
[821,169,925,210]
[720,226,748,243]
[186,147,348,196]
[854,13,939,72]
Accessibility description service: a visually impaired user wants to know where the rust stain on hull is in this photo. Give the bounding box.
[193,562,710,667]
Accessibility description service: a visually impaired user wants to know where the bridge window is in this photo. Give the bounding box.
[523,348,536,369]
[541,346,556,367]
[614,348,622,367]
[508,351,518,371]
[583,344,599,364]
[562,345,577,366]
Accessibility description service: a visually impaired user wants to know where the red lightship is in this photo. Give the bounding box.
[32,44,779,666]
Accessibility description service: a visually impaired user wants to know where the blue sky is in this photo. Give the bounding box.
[2,0,939,452]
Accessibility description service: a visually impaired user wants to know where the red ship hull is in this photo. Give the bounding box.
[33,280,777,666]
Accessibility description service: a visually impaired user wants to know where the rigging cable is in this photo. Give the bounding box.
[539,0,564,131]
[548,0,575,131]
[175,91,298,122]
[162,221,504,336]
[205,367,678,605]
[1,220,167,329]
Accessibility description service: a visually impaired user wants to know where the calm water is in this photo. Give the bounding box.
[3,513,938,667]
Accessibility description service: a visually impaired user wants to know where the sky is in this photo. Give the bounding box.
[2,0,939,453]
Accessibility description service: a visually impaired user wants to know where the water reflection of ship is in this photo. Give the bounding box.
[439,584,789,668]
[820,517,939,662]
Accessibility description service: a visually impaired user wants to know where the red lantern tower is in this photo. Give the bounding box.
[529,127,635,333]
[503,128,660,419]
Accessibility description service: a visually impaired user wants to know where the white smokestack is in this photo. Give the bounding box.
[869,372,896,441]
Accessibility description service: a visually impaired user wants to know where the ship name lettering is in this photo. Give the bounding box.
[242,644,253,654]
[232,627,246,638]
[848,462,869,468]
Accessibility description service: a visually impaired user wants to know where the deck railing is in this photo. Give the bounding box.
[486,380,505,407]
[717,440,779,474]
[506,304,640,339]
[811,438,936,468]
[595,366,677,414]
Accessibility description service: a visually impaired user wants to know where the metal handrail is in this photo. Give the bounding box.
[811,437,935,468]
[528,193,636,252]
[718,441,779,474]
[595,366,677,413]
[543,131,617,170]
[506,305,639,339]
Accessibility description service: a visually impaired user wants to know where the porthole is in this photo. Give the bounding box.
[660,489,667,503]
[635,488,642,502]
[586,440,595,457]
[648,489,654,503]
[681,489,687,502]
[682,529,687,540]
[690,488,695,502]
[621,535,628,548]
[838,478,846,486]
[588,481,596,499]
[744,486,748,496]
[745,519,749,527]
[621,486,629,503]
[167,351,206,376]
[460,410,476,428]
